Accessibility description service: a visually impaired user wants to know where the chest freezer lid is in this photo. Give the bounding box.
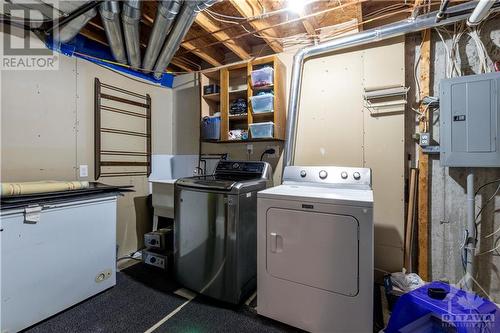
[258,184,373,208]
[0,183,132,210]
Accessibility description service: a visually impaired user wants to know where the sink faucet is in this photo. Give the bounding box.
[194,166,204,176]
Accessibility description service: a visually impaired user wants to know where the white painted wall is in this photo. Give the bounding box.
[1,30,174,257]
[178,38,406,273]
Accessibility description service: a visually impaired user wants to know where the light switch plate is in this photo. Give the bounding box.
[79,165,88,177]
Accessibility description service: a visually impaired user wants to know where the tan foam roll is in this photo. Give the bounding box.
[1,181,90,197]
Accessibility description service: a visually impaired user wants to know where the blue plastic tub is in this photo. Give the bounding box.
[251,67,274,87]
[201,116,221,140]
[249,122,274,139]
[251,93,274,113]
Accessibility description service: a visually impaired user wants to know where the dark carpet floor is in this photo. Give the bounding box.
[23,263,301,333]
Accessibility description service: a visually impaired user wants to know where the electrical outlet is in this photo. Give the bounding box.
[79,165,88,177]
[246,144,254,155]
[419,133,430,147]
[266,145,279,158]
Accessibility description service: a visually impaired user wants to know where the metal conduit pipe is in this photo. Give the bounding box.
[122,0,142,68]
[53,1,97,43]
[142,0,183,72]
[99,0,127,64]
[152,0,218,79]
[467,0,498,26]
[282,1,500,172]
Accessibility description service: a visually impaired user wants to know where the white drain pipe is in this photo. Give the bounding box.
[465,170,476,290]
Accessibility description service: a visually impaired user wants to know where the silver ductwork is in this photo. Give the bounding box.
[142,0,183,72]
[153,0,218,78]
[53,1,97,43]
[99,0,127,64]
[122,0,142,68]
[282,1,500,172]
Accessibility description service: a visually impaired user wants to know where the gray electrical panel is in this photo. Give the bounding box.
[440,72,500,167]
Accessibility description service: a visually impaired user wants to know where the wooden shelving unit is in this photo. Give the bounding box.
[200,70,220,119]
[199,55,286,143]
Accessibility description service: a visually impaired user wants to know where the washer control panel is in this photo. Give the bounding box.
[283,166,372,187]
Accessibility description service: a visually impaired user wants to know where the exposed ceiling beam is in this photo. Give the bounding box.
[181,41,224,67]
[80,27,108,46]
[355,1,364,31]
[301,16,317,36]
[228,0,283,53]
[195,13,252,60]
[170,59,194,72]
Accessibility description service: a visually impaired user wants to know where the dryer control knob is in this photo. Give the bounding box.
[353,172,361,180]
[319,170,328,179]
[341,171,348,179]
[300,170,307,178]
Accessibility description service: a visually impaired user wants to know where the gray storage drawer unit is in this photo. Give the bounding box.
[440,72,500,167]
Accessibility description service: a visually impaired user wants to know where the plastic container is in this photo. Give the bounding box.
[201,116,221,140]
[249,122,274,139]
[251,93,274,113]
[203,84,220,95]
[251,67,274,87]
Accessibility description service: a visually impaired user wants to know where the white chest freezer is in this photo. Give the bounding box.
[1,194,118,332]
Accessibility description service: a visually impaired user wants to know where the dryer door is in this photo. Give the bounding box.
[266,208,359,296]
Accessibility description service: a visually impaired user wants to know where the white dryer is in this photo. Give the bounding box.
[257,166,373,332]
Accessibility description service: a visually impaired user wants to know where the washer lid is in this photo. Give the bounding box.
[258,184,373,207]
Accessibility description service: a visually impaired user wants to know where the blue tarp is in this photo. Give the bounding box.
[46,35,174,88]
[386,281,500,333]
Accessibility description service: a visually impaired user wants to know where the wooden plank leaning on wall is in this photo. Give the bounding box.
[418,29,431,281]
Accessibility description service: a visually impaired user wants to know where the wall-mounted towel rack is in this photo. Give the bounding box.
[94,78,151,179]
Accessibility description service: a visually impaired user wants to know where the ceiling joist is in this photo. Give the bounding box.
[195,12,252,60]
[228,0,283,53]
[181,40,224,67]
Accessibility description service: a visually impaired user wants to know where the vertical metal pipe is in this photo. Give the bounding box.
[465,169,476,290]
[122,0,142,68]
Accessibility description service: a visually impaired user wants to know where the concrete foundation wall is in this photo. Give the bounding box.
[406,17,500,301]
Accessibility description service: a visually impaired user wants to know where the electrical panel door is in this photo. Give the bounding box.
[440,72,500,167]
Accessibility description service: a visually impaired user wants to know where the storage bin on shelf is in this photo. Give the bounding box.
[203,84,220,95]
[251,67,273,87]
[249,122,274,139]
[201,116,221,140]
[251,93,274,113]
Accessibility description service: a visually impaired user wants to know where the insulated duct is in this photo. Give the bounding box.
[122,0,142,68]
[99,0,127,64]
[283,1,500,171]
[152,0,218,79]
[52,1,97,43]
[142,0,183,72]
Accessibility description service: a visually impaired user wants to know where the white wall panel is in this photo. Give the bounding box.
[1,31,174,257]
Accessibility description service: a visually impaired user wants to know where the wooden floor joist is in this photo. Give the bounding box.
[418,29,431,281]
[195,13,252,60]
[181,41,224,67]
[228,0,283,53]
